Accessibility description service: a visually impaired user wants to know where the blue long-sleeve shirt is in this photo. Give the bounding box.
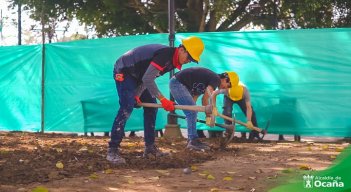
[114,44,181,98]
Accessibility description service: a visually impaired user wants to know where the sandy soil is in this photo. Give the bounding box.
[0,132,349,192]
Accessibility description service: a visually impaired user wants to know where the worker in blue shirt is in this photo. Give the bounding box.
[108,37,205,164]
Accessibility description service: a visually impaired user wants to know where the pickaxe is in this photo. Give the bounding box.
[209,90,268,137]
[138,102,237,147]
[138,100,268,142]
[215,112,267,135]
[169,113,236,148]
[168,113,234,131]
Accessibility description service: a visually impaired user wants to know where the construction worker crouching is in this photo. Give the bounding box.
[218,71,261,140]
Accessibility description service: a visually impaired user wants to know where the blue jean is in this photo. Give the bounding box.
[109,72,157,148]
[169,77,198,140]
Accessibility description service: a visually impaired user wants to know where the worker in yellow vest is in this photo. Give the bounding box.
[219,71,260,140]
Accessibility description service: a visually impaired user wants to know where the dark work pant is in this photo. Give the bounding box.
[108,73,157,149]
[222,96,258,127]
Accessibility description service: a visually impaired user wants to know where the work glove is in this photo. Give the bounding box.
[206,116,215,127]
[246,120,254,130]
[134,96,142,104]
[160,98,175,111]
[212,107,218,116]
[205,104,213,116]
[134,96,142,108]
[115,73,124,82]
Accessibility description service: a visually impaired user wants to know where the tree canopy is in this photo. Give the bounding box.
[7,0,351,38]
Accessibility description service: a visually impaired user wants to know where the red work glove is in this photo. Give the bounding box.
[134,96,142,104]
[134,96,142,108]
[160,98,175,111]
[115,73,124,81]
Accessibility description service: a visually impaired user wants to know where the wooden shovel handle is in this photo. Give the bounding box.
[138,103,207,112]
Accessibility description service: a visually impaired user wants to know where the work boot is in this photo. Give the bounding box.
[241,132,247,139]
[278,134,285,141]
[294,135,301,142]
[143,144,169,158]
[225,129,233,137]
[186,139,210,151]
[197,130,206,138]
[248,130,260,141]
[106,148,126,164]
[129,131,136,137]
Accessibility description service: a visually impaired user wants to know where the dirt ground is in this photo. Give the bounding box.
[0,132,349,192]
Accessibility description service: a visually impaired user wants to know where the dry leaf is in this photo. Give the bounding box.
[248,176,256,180]
[32,186,49,192]
[89,173,99,179]
[198,173,207,177]
[299,164,311,170]
[223,176,233,181]
[127,179,135,184]
[330,155,337,159]
[335,147,343,152]
[307,142,314,145]
[55,161,64,169]
[148,176,160,180]
[0,150,9,154]
[210,188,220,192]
[202,170,210,175]
[156,170,170,176]
[104,169,113,174]
[207,174,215,180]
[79,146,88,152]
[127,143,136,147]
[56,148,62,153]
[191,165,198,172]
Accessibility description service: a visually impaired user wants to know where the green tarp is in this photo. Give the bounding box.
[1,28,350,136]
[0,45,42,132]
[44,35,169,132]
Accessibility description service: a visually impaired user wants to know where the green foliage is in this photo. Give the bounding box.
[7,0,351,37]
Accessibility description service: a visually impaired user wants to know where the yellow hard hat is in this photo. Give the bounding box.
[181,36,205,63]
[226,71,243,101]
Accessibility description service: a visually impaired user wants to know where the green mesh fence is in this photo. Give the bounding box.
[0,29,350,136]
